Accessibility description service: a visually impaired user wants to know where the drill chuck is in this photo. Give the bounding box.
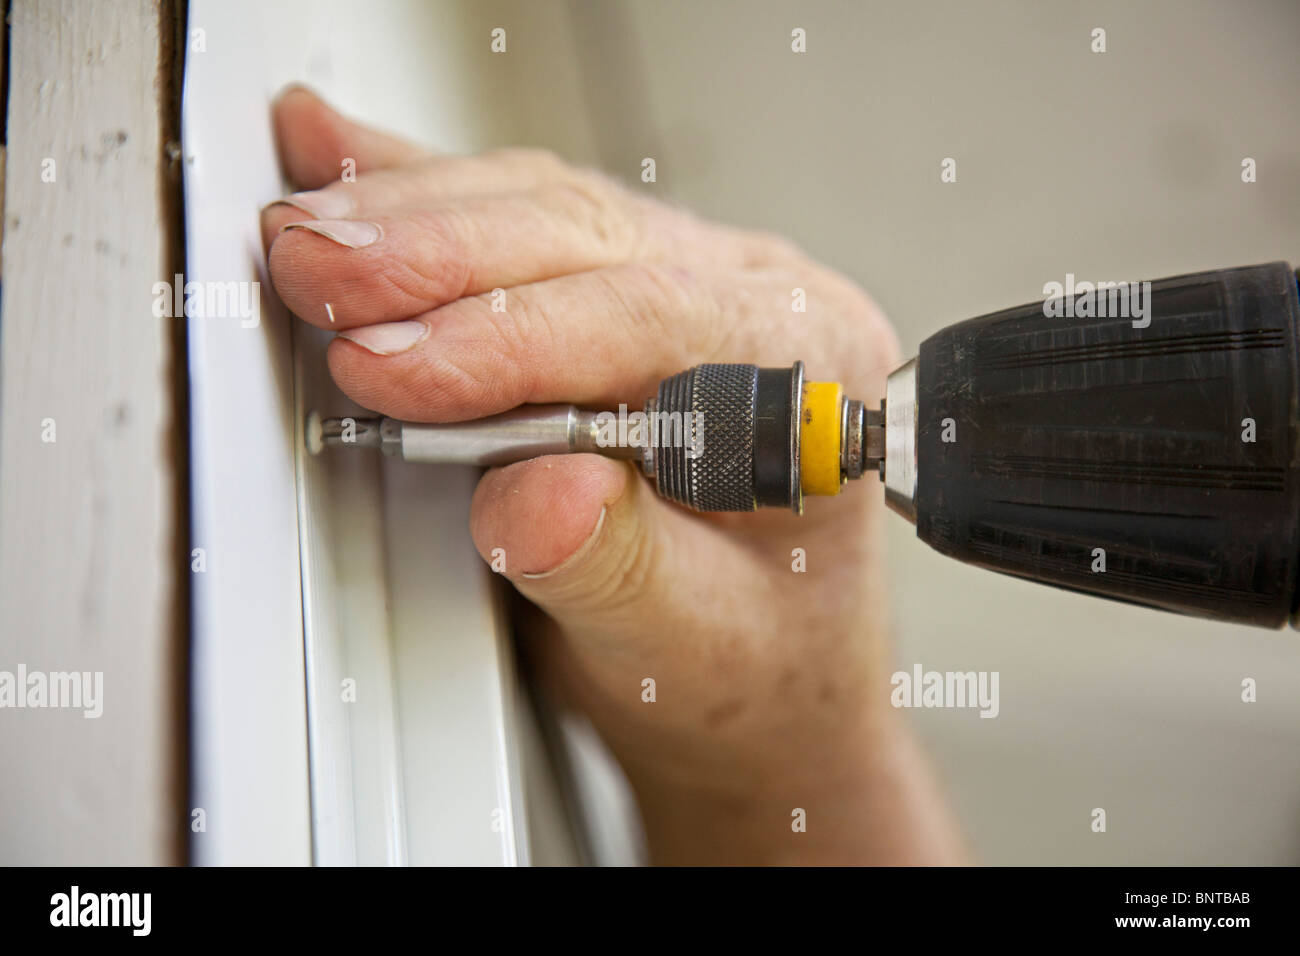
[646,362,806,512]
[643,361,889,513]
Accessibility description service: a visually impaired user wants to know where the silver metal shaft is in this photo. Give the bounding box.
[317,405,642,467]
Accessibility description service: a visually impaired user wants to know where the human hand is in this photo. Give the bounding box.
[263,88,964,864]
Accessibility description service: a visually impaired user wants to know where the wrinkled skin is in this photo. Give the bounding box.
[263,88,964,864]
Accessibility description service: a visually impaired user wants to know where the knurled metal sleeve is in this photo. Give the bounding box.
[653,364,759,511]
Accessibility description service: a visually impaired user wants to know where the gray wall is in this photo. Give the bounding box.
[456,0,1300,864]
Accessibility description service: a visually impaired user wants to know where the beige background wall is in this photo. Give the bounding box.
[452,0,1300,864]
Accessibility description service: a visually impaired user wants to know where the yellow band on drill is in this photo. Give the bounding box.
[800,381,843,496]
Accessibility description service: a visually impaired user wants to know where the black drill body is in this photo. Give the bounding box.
[915,262,1300,628]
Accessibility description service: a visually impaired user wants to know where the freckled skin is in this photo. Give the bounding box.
[265,88,966,865]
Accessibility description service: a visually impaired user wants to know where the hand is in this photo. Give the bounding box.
[264,88,964,864]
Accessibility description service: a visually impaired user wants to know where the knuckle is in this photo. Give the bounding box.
[480,289,555,373]
[416,352,495,415]
[612,259,679,299]
[556,505,659,614]
[603,260,731,361]
[597,263,689,335]
[746,229,806,266]
[545,176,643,257]
[401,207,475,301]
[490,146,568,177]
[326,339,487,421]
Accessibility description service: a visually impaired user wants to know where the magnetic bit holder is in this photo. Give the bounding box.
[307,361,906,516]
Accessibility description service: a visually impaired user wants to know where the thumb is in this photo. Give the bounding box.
[271,85,430,190]
[469,455,766,649]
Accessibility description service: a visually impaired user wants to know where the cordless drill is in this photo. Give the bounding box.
[312,261,1300,629]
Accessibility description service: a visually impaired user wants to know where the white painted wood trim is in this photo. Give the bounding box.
[182,0,570,866]
[181,3,312,865]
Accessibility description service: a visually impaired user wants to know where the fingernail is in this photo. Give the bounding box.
[522,507,607,579]
[282,219,382,249]
[270,190,353,219]
[337,320,429,356]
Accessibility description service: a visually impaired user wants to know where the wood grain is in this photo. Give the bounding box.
[0,0,184,864]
